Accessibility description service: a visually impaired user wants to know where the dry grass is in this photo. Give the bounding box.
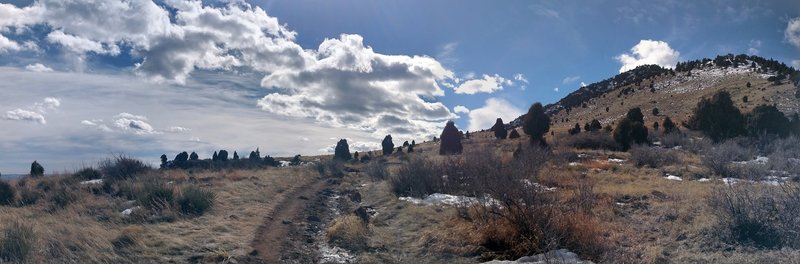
[0,166,317,262]
[327,215,370,251]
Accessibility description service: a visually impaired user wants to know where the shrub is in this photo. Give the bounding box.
[73,167,102,180]
[16,188,40,206]
[189,152,199,160]
[439,121,463,155]
[217,150,229,161]
[264,156,278,167]
[364,160,388,181]
[0,221,35,262]
[491,118,508,139]
[685,91,746,142]
[334,139,353,161]
[568,123,581,135]
[709,183,800,249]
[662,116,678,134]
[745,104,791,138]
[509,129,521,139]
[327,215,369,251]
[100,155,151,180]
[629,146,679,168]
[314,158,344,178]
[660,131,689,148]
[0,181,14,206]
[382,135,394,156]
[702,140,756,178]
[178,186,215,216]
[523,102,550,146]
[561,132,619,151]
[652,107,659,116]
[49,186,77,209]
[137,182,174,211]
[29,161,44,177]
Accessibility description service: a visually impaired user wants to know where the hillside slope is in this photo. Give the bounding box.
[512,54,799,134]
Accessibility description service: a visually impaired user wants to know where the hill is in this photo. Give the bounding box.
[511,54,799,134]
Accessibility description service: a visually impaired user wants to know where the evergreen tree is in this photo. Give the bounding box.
[382,135,394,155]
[291,155,302,166]
[652,107,659,116]
[264,156,278,167]
[439,121,463,155]
[522,102,550,146]
[662,116,678,134]
[411,140,416,146]
[491,118,508,139]
[189,152,199,160]
[403,141,409,147]
[212,151,218,162]
[407,144,414,153]
[334,139,353,161]
[509,129,521,139]
[685,91,745,142]
[218,150,229,161]
[614,108,649,150]
[354,151,359,161]
[745,104,791,137]
[233,151,239,160]
[174,151,189,168]
[653,121,660,131]
[30,161,44,177]
[589,119,602,132]
[160,154,168,168]
[569,123,581,135]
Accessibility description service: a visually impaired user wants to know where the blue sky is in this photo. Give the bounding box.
[0,0,798,174]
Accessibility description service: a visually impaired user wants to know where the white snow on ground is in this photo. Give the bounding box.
[399,193,500,207]
[522,179,558,192]
[608,158,625,163]
[664,174,683,181]
[319,245,355,264]
[568,162,580,167]
[279,161,292,167]
[120,206,141,216]
[79,179,103,185]
[697,178,711,182]
[722,177,790,186]
[733,156,769,165]
[482,249,594,264]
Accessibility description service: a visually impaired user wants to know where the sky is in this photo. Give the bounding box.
[0,0,799,174]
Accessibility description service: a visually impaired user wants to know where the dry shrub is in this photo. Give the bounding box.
[629,146,680,168]
[177,186,215,216]
[559,132,620,151]
[100,155,151,180]
[709,183,800,249]
[111,226,144,250]
[0,221,35,262]
[702,140,756,178]
[0,181,14,206]
[660,132,690,148]
[314,158,345,178]
[327,215,369,251]
[364,160,388,181]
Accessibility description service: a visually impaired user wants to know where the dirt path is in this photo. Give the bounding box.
[250,177,331,263]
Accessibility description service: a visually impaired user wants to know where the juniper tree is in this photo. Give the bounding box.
[491,118,508,139]
[212,151,218,162]
[160,154,168,168]
[30,161,44,177]
[685,91,745,142]
[218,150,229,161]
[233,151,239,160]
[382,135,394,155]
[439,121,463,155]
[662,116,678,134]
[522,102,550,146]
[614,108,649,150]
[189,152,199,160]
[509,129,521,139]
[334,139,353,161]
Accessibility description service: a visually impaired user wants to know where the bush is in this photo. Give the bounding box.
[178,186,215,216]
[382,135,394,156]
[709,183,800,249]
[137,182,174,211]
[491,118,508,139]
[509,129,521,139]
[0,181,14,206]
[745,104,791,138]
[660,131,689,148]
[100,155,151,180]
[662,116,678,134]
[314,158,344,178]
[73,167,102,180]
[613,116,648,151]
[629,146,679,168]
[702,140,756,178]
[29,161,44,177]
[523,102,550,146]
[16,188,40,206]
[561,132,620,151]
[0,221,35,262]
[364,160,388,181]
[439,121,463,155]
[50,186,77,209]
[685,91,746,142]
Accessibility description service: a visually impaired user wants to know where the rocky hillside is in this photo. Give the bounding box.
[511,54,800,133]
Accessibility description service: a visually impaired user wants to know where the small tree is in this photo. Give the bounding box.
[29,161,44,177]
[160,154,168,168]
[382,135,394,156]
[218,150,229,162]
[212,151,218,162]
[334,139,353,161]
[233,151,239,160]
[742,96,749,103]
[662,116,678,134]
[264,156,278,167]
[685,91,745,142]
[403,141,410,147]
[174,151,189,168]
[509,129,521,139]
[627,107,645,123]
[411,140,416,146]
[439,121,463,155]
[353,151,359,160]
[653,121,660,131]
[745,104,791,137]
[189,152,199,160]
[569,123,581,135]
[491,118,508,139]
[290,155,302,166]
[589,119,602,132]
[614,108,649,150]
[407,144,415,153]
[248,149,260,161]
[652,107,660,116]
[746,81,751,88]
[522,102,550,146]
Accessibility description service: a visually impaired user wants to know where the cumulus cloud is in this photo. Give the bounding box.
[453,105,470,114]
[514,73,529,84]
[453,74,507,94]
[467,98,524,132]
[786,18,800,48]
[553,87,559,92]
[2,97,60,124]
[580,82,587,87]
[616,40,680,73]
[25,63,54,72]
[113,113,159,135]
[562,76,580,84]
[3,109,46,124]
[166,126,191,133]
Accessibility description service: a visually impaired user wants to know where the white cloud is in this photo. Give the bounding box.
[25,63,54,72]
[514,73,529,84]
[554,87,559,92]
[115,112,148,121]
[580,82,587,87]
[113,114,159,135]
[453,74,506,94]
[2,97,60,124]
[747,40,761,55]
[3,109,46,124]
[562,76,580,84]
[0,35,21,53]
[792,60,800,70]
[533,6,560,19]
[786,17,800,48]
[616,40,680,73]
[467,98,524,132]
[166,126,191,133]
[46,30,120,55]
[453,105,470,114]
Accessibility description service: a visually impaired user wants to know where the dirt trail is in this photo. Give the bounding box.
[250,177,331,263]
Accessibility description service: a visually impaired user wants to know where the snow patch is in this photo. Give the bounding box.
[608,158,625,163]
[79,179,103,185]
[664,174,682,181]
[319,245,355,263]
[399,193,500,207]
[121,206,141,216]
[482,249,594,264]
[697,178,711,182]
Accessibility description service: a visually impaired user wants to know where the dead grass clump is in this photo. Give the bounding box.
[0,221,35,262]
[100,155,152,180]
[364,160,389,181]
[177,186,215,216]
[0,181,14,206]
[314,158,345,178]
[327,215,370,251]
[629,146,680,168]
[136,181,174,212]
[73,167,102,180]
[111,226,144,250]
